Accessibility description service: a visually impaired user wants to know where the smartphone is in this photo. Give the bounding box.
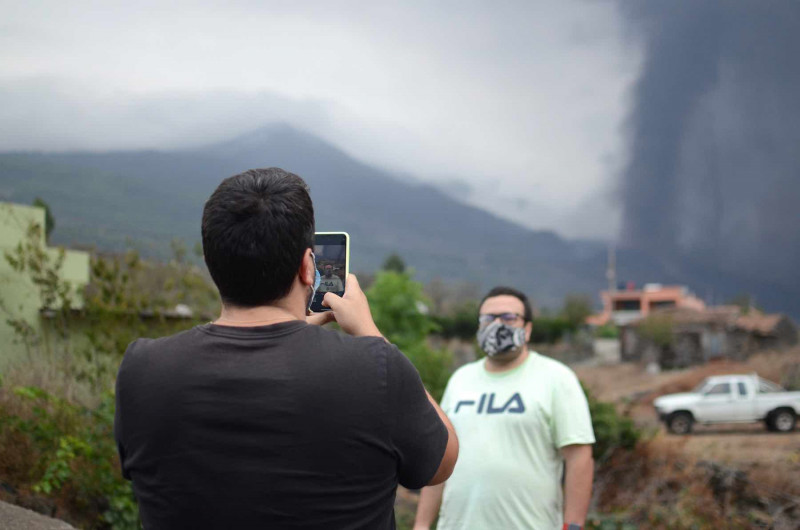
[310,232,349,312]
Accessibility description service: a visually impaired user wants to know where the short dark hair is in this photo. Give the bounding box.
[480,286,533,322]
[202,168,314,307]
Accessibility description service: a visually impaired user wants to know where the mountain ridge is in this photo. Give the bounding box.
[1,123,798,316]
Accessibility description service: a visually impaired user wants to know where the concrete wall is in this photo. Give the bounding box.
[0,203,90,369]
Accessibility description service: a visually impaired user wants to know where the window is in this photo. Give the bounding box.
[737,382,747,396]
[650,300,676,310]
[614,300,641,311]
[705,383,731,396]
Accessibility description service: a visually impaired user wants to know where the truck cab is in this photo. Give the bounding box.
[654,374,799,434]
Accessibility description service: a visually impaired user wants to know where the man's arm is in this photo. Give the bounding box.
[561,444,594,527]
[322,274,459,485]
[425,392,458,485]
[413,482,444,530]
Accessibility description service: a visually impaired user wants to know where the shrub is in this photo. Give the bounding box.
[637,313,674,348]
[529,316,573,344]
[0,385,139,529]
[431,301,479,340]
[595,324,619,339]
[0,223,210,528]
[583,384,641,463]
[367,270,452,401]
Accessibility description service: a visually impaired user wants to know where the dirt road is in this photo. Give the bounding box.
[574,349,800,472]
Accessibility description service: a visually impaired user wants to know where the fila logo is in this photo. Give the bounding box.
[454,392,525,414]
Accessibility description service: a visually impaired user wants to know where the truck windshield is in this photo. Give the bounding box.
[692,380,709,393]
[705,383,731,395]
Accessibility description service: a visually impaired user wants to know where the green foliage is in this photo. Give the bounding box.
[32,197,55,242]
[595,324,619,339]
[583,384,641,462]
[431,300,479,340]
[368,271,438,345]
[367,270,452,401]
[0,222,646,528]
[561,293,594,328]
[0,223,213,528]
[403,343,453,404]
[524,293,597,344]
[1,386,140,529]
[4,222,71,312]
[529,316,572,344]
[586,517,638,530]
[34,435,92,495]
[727,293,760,315]
[637,313,674,348]
[382,253,407,273]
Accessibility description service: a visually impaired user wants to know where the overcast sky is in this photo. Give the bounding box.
[0,0,640,239]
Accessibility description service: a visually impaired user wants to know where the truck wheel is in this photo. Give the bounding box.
[667,412,693,435]
[772,409,797,433]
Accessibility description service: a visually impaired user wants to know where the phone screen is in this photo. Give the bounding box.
[311,232,348,312]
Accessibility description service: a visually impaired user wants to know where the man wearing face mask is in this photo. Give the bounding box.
[414,287,595,530]
[318,263,344,292]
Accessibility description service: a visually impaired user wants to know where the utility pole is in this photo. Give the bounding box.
[606,244,617,293]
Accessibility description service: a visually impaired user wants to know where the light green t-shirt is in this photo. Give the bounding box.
[437,351,595,530]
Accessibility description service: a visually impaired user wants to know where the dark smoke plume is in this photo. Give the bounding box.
[618,1,800,290]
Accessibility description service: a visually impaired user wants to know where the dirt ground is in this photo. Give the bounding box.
[574,348,800,469]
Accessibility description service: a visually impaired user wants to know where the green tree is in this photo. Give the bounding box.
[32,197,55,242]
[637,313,674,348]
[432,300,480,340]
[382,253,406,273]
[727,293,759,315]
[368,271,436,344]
[561,293,594,329]
[529,316,572,344]
[366,270,451,400]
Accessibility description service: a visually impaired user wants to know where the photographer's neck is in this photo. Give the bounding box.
[215,284,307,327]
[215,306,296,327]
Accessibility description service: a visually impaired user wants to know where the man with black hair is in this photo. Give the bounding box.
[414,287,594,530]
[114,167,458,529]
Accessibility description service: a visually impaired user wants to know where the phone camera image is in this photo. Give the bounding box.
[315,244,345,294]
[311,232,349,312]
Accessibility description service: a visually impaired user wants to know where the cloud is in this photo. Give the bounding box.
[0,0,638,238]
[0,78,333,151]
[617,0,800,288]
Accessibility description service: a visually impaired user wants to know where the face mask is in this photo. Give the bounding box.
[307,252,321,312]
[477,321,526,357]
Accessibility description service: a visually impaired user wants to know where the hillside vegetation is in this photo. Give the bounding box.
[0,228,641,529]
[3,124,798,316]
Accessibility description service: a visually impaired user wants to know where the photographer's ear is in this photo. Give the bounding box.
[300,248,316,287]
[524,320,533,343]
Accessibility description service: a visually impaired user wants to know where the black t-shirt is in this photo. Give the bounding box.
[114,321,448,530]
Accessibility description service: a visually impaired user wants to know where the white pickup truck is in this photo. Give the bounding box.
[653,374,800,434]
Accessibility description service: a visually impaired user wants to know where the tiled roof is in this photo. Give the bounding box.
[735,313,784,334]
[630,306,790,336]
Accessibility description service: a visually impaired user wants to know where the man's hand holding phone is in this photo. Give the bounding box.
[305,309,336,327]
[317,274,383,339]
